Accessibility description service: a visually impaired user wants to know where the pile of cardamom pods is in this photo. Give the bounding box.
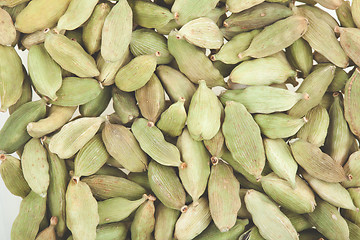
[2,0,360,239]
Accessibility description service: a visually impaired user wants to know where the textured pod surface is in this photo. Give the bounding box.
[290,139,347,182]
[341,188,360,226]
[337,27,360,67]
[8,74,32,115]
[0,99,46,153]
[35,216,57,240]
[286,38,313,77]
[11,191,46,240]
[148,160,186,210]
[154,202,180,240]
[226,0,265,13]
[194,219,248,240]
[282,209,313,232]
[101,0,132,62]
[347,219,360,240]
[174,197,212,240]
[157,98,187,137]
[66,177,99,240]
[245,190,299,240]
[238,226,266,240]
[203,129,225,159]
[222,101,265,179]
[314,0,342,9]
[49,117,105,159]
[344,69,360,138]
[131,198,156,240]
[112,88,139,125]
[337,0,356,27]
[0,8,16,45]
[131,0,173,28]
[343,151,360,188]
[132,118,182,167]
[353,0,360,27]
[79,86,112,117]
[102,121,147,172]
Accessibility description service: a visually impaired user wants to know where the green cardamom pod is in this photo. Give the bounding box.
[154,202,180,240]
[130,196,156,240]
[343,151,360,188]
[336,0,356,28]
[282,209,313,232]
[194,219,249,240]
[286,38,313,77]
[79,86,111,117]
[35,216,57,240]
[9,74,32,115]
[112,87,139,125]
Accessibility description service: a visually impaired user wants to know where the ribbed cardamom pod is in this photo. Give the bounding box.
[79,86,111,117]
[11,191,47,240]
[194,219,249,240]
[157,98,187,137]
[101,0,132,62]
[148,160,187,211]
[21,28,48,50]
[221,86,307,114]
[82,175,147,200]
[0,100,47,154]
[203,129,225,159]
[263,138,298,188]
[0,8,16,45]
[27,105,76,138]
[292,6,348,68]
[352,0,360,27]
[187,80,221,141]
[111,88,138,125]
[239,226,266,240]
[336,27,360,68]
[313,0,342,9]
[168,30,226,88]
[64,28,83,46]
[174,197,212,240]
[321,92,334,110]
[49,116,105,159]
[282,209,313,232]
[289,64,335,117]
[336,0,356,27]
[131,196,156,240]
[327,68,349,92]
[245,190,299,240]
[343,151,360,188]
[290,139,347,182]
[15,0,71,33]
[208,160,241,232]
[226,0,264,13]
[156,19,181,35]
[35,216,57,240]
[229,56,296,86]
[9,74,32,115]
[132,118,182,167]
[128,172,151,192]
[344,69,360,138]
[231,164,263,192]
[254,113,307,139]
[154,202,180,240]
[222,101,265,180]
[205,6,226,27]
[156,65,196,109]
[286,38,313,77]
[307,197,349,240]
[98,195,147,224]
[130,28,173,64]
[341,188,360,226]
[44,30,99,77]
[0,154,30,198]
[347,219,360,240]
[66,223,129,240]
[102,121,148,172]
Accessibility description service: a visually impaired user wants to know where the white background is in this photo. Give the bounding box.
[0,3,343,240]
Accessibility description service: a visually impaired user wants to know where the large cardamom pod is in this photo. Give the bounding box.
[79,86,111,117]
[336,0,356,28]
[343,151,360,188]
[130,197,156,240]
[9,74,32,115]
[282,209,313,232]
[154,202,180,240]
[0,8,16,45]
[111,88,139,125]
[286,38,313,77]
[157,98,187,137]
[194,219,249,240]
[344,68,360,138]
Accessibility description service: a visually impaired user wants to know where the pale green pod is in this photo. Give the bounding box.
[237,189,251,219]
[177,128,210,204]
[0,45,24,112]
[115,54,157,92]
[336,0,356,27]
[9,74,32,115]
[82,175,147,200]
[171,0,219,25]
[298,5,339,31]
[44,31,99,77]
[174,197,212,240]
[156,65,196,109]
[131,198,156,240]
[136,74,166,123]
[254,113,307,139]
[302,171,356,210]
[0,99,46,154]
[66,177,99,240]
[245,190,299,240]
[127,172,151,192]
[347,219,360,240]
[343,151,360,188]
[79,86,112,117]
[342,188,360,226]
[203,129,225,159]
[130,0,173,28]
[148,160,187,211]
[229,56,296,86]
[168,30,226,88]
[352,0,360,27]
[226,0,265,13]
[98,195,147,224]
[336,27,360,68]
[112,88,139,125]
[210,30,260,64]
[313,0,342,9]
[130,29,173,65]
[74,134,110,177]
[21,29,49,50]
[157,98,187,137]
[49,77,102,106]
[307,197,349,240]
[28,44,62,101]
[297,105,329,147]
[239,16,308,59]
[289,64,335,118]
[208,161,241,232]
[178,17,223,49]
[205,6,226,27]
[101,0,132,62]
[238,226,265,240]
[11,191,47,240]
[222,101,265,180]
[220,86,306,114]
[21,138,49,197]
[154,202,180,240]
[233,172,263,193]
[292,6,349,68]
[327,68,349,92]
[57,0,98,31]
[0,0,28,7]
[156,19,181,35]
[35,216,57,240]
[286,38,313,77]
[96,49,132,86]
[90,222,129,240]
[0,154,30,198]
[290,139,347,182]
[261,173,316,214]
[49,117,105,159]
[282,209,313,232]
[0,8,16,46]
[27,105,76,138]
[344,69,360,138]
[194,219,249,240]
[82,3,111,55]
[263,138,298,188]
[102,121,148,172]
[132,118,182,167]
[324,92,354,165]
[15,0,71,33]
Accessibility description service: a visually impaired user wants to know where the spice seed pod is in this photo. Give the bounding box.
[344,68,360,139]
[286,38,313,77]
[112,87,139,125]
[336,0,356,28]
[8,74,33,115]
[154,202,180,240]
[238,226,266,240]
[226,0,265,13]
[0,8,16,46]
[130,196,156,240]
[343,151,360,188]
[35,216,57,240]
[203,129,225,159]
[282,209,313,232]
